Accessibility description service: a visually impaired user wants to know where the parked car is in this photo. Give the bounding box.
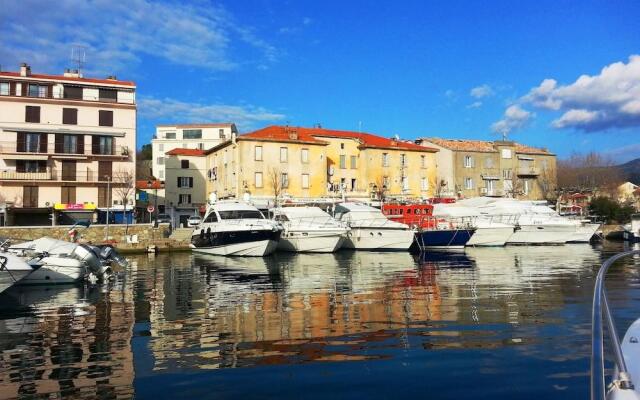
[187,216,202,227]
[155,214,172,224]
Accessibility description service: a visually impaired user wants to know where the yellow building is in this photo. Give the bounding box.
[205,126,439,201]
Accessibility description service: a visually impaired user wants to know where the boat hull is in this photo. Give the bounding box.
[20,265,85,284]
[343,228,415,251]
[0,270,33,293]
[467,226,515,247]
[566,223,600,243]
[416,229,474,250]
[191,229,281,256]
[507,224,574,245]
[278,230,347,253]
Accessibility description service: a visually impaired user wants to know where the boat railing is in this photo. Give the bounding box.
[285,217,348,229]
[344,216,409,228]
[591,250,640,400]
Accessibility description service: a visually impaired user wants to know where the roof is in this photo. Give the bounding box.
[136,180,164,189]
[0,71,135,87]
[165,148,207,156]
[157,123,235,128]
[419,137,553,155]
[241,126,438,152]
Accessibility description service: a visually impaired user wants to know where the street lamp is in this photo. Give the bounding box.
[147,179,158,227]
[104,175,111,241]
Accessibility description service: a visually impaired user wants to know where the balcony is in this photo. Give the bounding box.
[0,141,131,159]
[517,166,540,176]
[0,168,127,183]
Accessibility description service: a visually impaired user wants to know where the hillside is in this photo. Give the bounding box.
[618,157,640,184]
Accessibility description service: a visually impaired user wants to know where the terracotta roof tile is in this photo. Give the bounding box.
[136,180,164,189]
[157,123,235,128]
[165,148,206,156]
[420,137,552,155]
[0,71,135,87]
[513,143,553,155]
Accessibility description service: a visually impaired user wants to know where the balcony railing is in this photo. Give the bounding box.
[0,141,130,158]
[517,166,540,176]
[0,168,127,183]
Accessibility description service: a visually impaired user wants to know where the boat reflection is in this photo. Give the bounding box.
[0,284,134,399]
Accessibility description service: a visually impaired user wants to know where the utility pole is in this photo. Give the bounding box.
[105,175,111,240]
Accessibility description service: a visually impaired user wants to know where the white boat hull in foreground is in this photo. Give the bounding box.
[0,270,32,293]
[566,223,600,243]
[278,231,346,253]
[508,224,575,245]
[467,226,515,247]
[191,239,279,257]
[20,258,85,284]
[343,228,415,251]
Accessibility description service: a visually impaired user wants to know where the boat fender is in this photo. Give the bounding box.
[200,229,205,239]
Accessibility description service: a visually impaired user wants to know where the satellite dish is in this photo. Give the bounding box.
[208,192,218,204]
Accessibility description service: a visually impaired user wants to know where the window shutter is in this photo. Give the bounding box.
[39,133,47,153]
[189,177,193,187]
[16,160,25,173]
[38,161,46,173]
[9,82,15,96]
[91,136,98,155]
[77,135,84,154]
[99,110,113,127]
[55,134,63,153]
[17,132,25,152]
[177,177,181,188]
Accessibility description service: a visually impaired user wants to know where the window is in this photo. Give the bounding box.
[301,148,309,163]
[183,129,202,139]
[421,155,426,168]
[485,179,496,192]
[158,143,164,152]
[523,179,530,195]
[61,187,76,204]
[280,147,288,162]
[63,135,78,153]
[62,108,78,125]
[400,154,407,167]
[421,177,428,191]
[98,110,113,127]
[16,160,46,173]
[204,212,218,223]
[485,157,494,168]
[98,186,109,207]
[340,143,345,150]
[464,155,474,168]
[281,172,289,188]
[28,84,47,98]
[302,174,309,189]
[93,136,113,155]
[157,157,165,165]
[218,210,264,219]
[23,186,38,208]
[402,176,409,191]
[382,153,389,167]
[158,169,164,179]
[181,160,189,169]
[23,133,41,152]
[383,176,390,188]
[464,177,474,190]
[63,86,83,99]
[98,161,112,180]
[178,194,191,204]
[255,172,263,188]
[255,146,263,161]
[98,88,117,102]
[25,106,40,123]
[501,149,512,159]
[165,132,176,139]
[339,155,346,169]
[197,143,204,150]
[0,82,9,95]
[351,178,356,191]
[177,177,193,188]
[350,155,357,169]
[502,169,512,179]
[219,128,225,139]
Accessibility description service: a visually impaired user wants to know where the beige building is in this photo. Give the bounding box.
[0,63,136,225]
[205,125,439,202]
[163,148,208,227]
[416,138,556,200]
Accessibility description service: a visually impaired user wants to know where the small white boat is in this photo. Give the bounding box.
[191,197,282,256]
[591,249,640,400]
[0,252,35,293]
[432,204,515,247]
[334,202,415,251]
[273,206,349,253]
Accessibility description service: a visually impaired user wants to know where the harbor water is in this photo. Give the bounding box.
[0,243,639,399]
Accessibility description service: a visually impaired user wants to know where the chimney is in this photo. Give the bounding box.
[106,75,117,80]
[19,63,31,77]
[288,129,298,140]
[63,69,81,78]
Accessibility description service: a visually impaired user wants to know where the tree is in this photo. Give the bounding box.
[137,144,152,160]
[431,176,449,198]
[538,164,557,201]
[113,169,135,235]
[268,167,283,207]
[371,175,388,203]
[557,151,623,195]
[589,196,635,224]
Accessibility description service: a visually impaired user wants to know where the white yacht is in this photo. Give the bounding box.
[191,198,282,256]
[333,202,415,251]
[0,252,35,293]
[432,203,515,246]
[272,206,349,253]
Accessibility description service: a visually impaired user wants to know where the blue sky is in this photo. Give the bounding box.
[1,0,639,161]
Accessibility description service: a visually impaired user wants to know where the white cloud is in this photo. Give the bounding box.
[491,105,533,136]
[470,84,494,99]
[602,143,640,163]
[0,0,278,75]
[522,55,640,131]
[467,101,483,109]
[138,96,286,131]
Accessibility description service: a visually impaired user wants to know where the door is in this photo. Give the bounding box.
[98,185,109,207]
[23,186,38,208]
[61,186,76,204]
[98,161,112,181]
[179,214,189,228]
[61,160,76,181]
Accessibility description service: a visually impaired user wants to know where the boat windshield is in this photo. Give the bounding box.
[218,210,264,220]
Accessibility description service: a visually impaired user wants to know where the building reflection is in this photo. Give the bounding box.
[0,281,135,399]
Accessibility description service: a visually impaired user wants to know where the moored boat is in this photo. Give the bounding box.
[272,206,349,253]
[0,252,36,293]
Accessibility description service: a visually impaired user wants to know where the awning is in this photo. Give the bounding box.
[482,175,500,180]
[54,203,97,210]
[51,155,88,160]
[518,156,534,161]
[0,126,126,138]
[1,155,48,160]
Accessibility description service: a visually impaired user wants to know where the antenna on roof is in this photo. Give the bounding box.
[358,121,362,133]
[70,45,86,75]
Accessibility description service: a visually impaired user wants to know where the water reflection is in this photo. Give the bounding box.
[0,244,636,399]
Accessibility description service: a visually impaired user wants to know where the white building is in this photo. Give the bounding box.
[163,148,208,227]
[0,63,136,226]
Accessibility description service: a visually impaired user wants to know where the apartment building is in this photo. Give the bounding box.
[0,63,136,225]
[205,125,438,202]
[415,138,556,200]
[163,148,208,227]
